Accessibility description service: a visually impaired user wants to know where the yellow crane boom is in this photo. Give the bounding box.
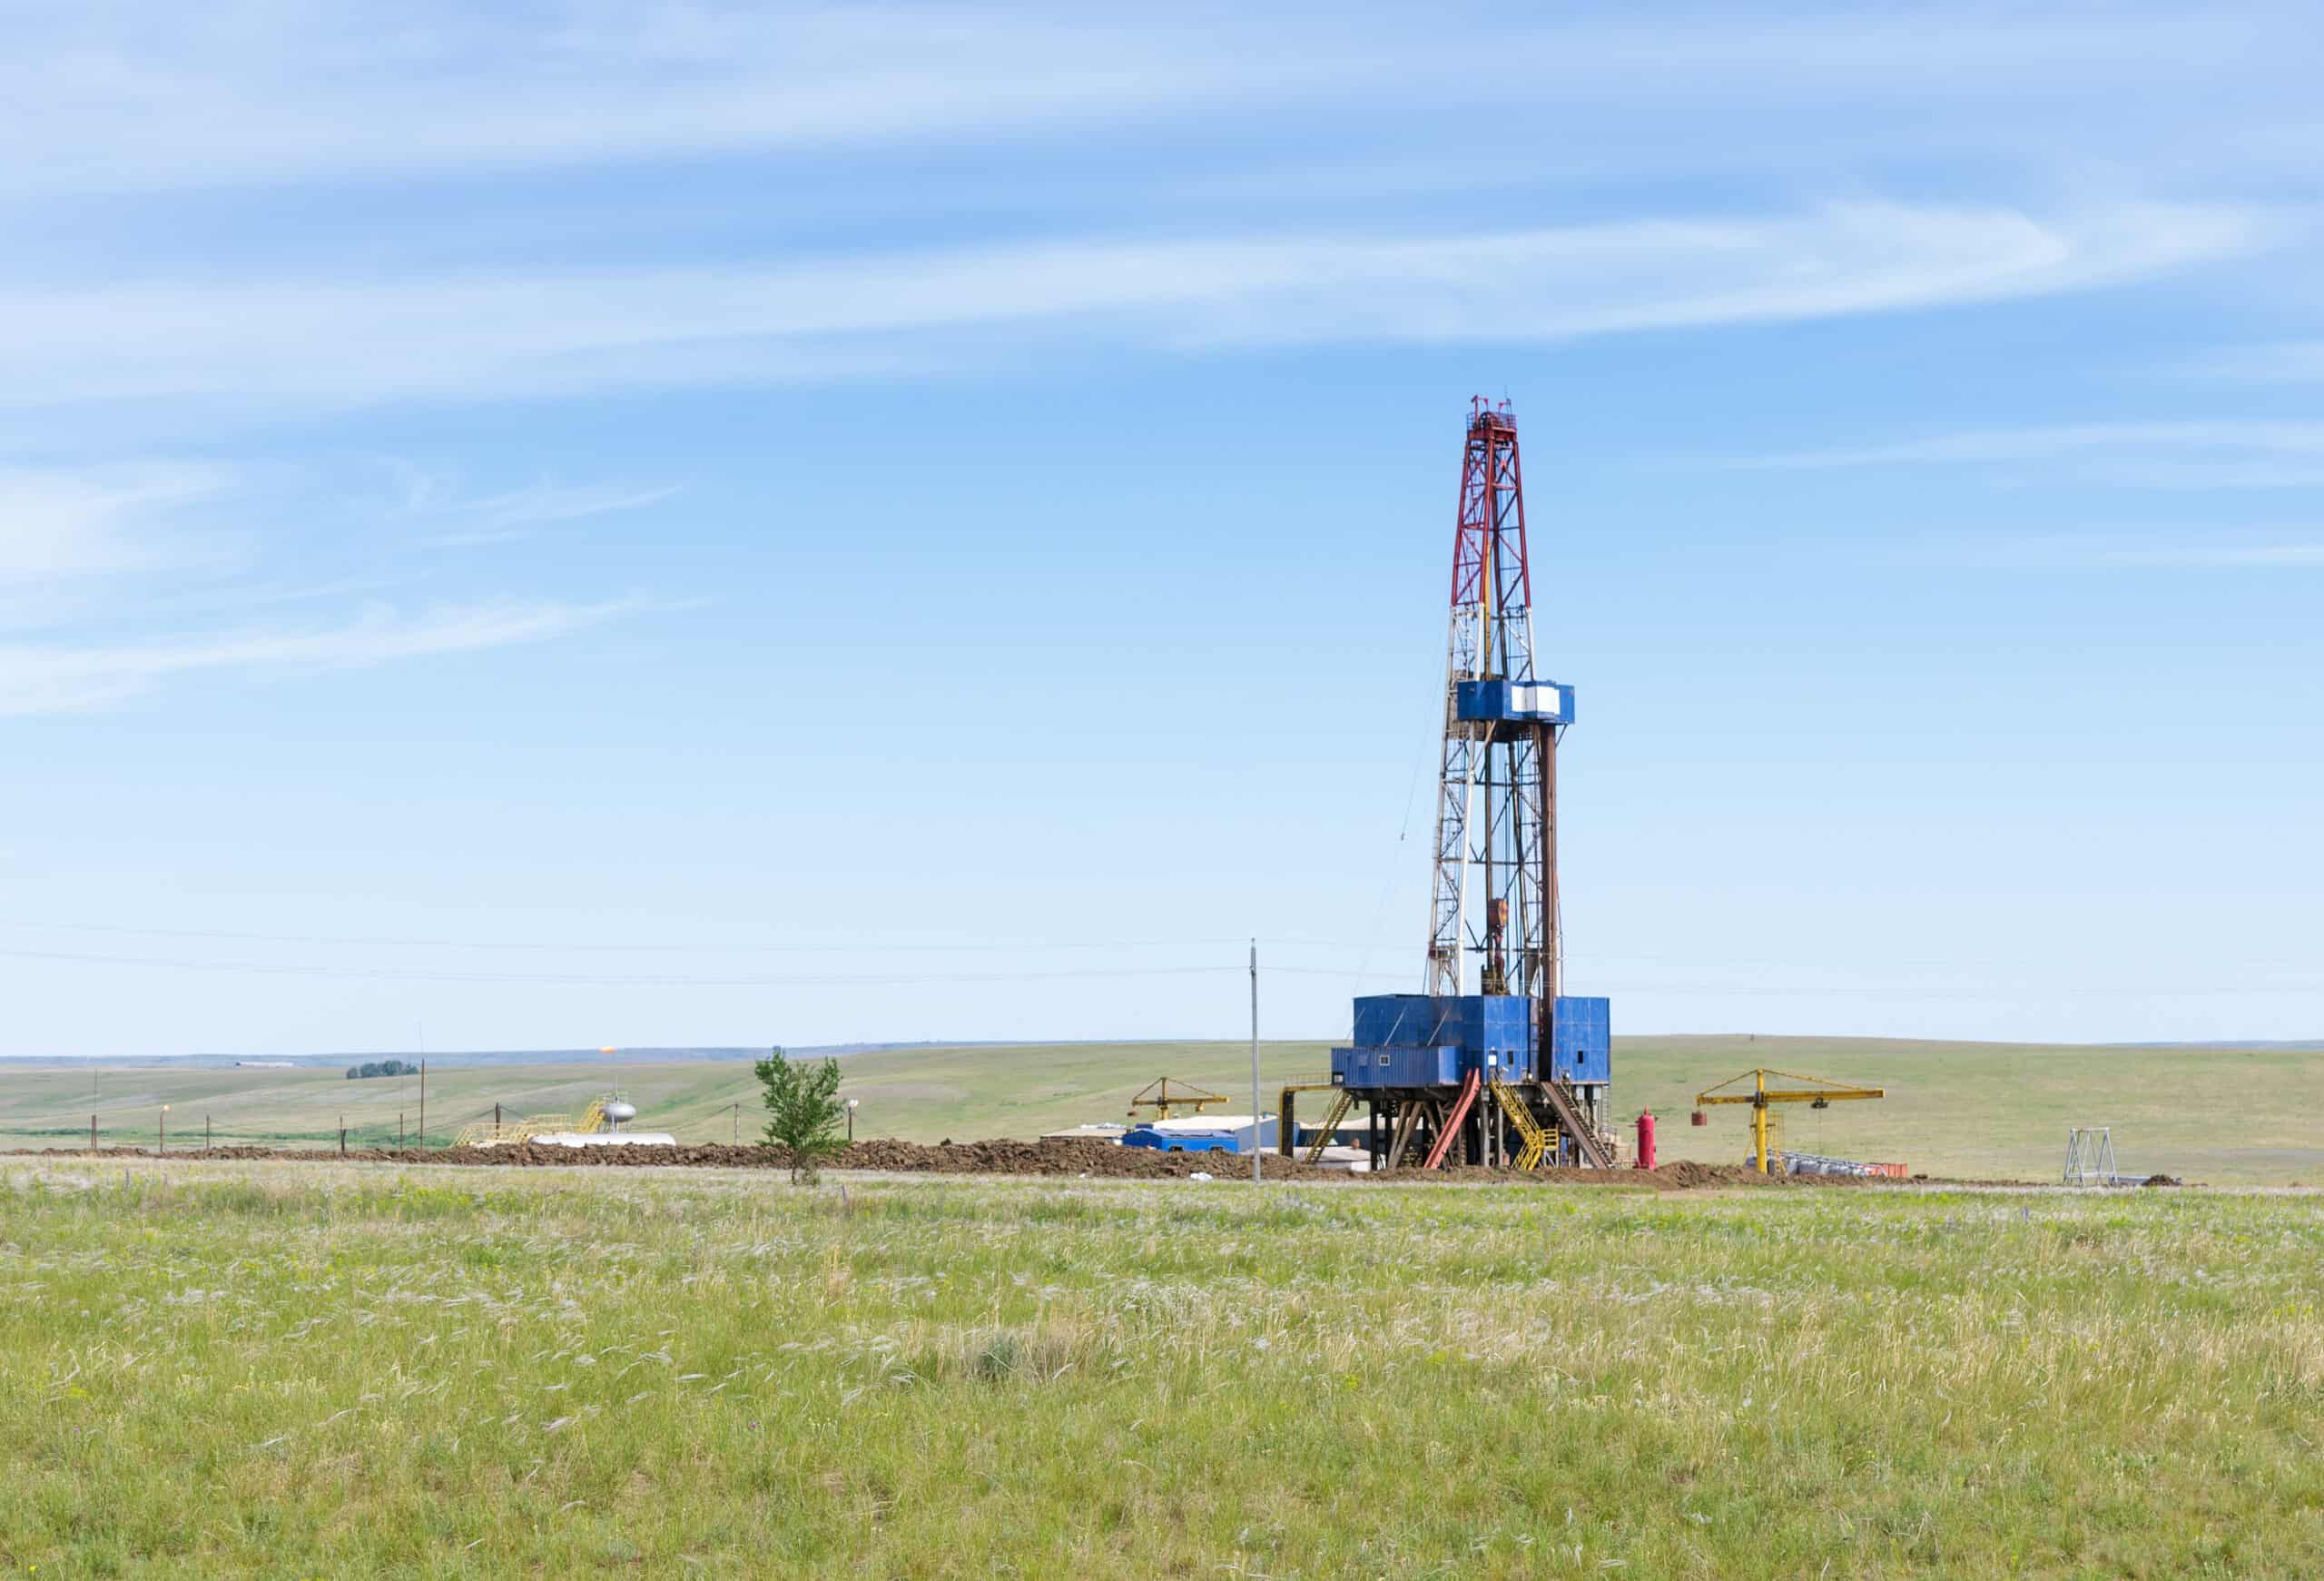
[1695,1067,1886,1174]
[1126,1077,1228,1122]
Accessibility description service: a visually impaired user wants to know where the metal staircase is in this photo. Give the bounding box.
[1536,1077,1614,1169]
[1302,1091,1354,1163]
[1489,1078,1551,1171]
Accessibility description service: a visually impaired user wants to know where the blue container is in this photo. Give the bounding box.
[1546,996,1611,1085]
[1332,1044,1463,1089]
[1453,678,1575,725]
[1465,995,1532,1075]
[1352,994,1458,1049]
[1341,993,1536,1087]
[1121,1127,1237,1153]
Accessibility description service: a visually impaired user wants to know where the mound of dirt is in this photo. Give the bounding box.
[14,1140,1898,1188]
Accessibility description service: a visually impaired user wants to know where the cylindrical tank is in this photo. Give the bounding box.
[1635,1110,1658,1171]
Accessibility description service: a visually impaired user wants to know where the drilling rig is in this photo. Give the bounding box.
[1324,399,1615,1171]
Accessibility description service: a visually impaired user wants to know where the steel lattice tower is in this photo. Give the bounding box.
[1425,399,1561,1025]
[1321,395,1609,1172]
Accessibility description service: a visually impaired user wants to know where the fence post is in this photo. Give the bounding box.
[340,1118,347,1156]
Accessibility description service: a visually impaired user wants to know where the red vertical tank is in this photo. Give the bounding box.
[1635,1111,1658,1171]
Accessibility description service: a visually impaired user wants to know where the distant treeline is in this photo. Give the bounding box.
[345,1060,419,1080]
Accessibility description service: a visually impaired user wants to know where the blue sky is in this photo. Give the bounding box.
[2,2,2319,1056]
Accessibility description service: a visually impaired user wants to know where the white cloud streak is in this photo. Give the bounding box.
[0,202,2259,410]
[0,461,645,710]
[393,478,685,547]
[0,5,1311,198]
[2194,341,2324,381]
[1925,532,2324,568]
[0,598,631,715]
[0,464,227,581]
[2098,542,2324,566]
[1744,420,2324,488]
[0,5,2301,198]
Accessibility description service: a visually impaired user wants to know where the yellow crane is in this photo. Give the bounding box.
[1695,1067,1885,1174]
[1126,1077,1228,1122]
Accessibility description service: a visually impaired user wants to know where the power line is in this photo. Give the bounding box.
[0,918,1254,955]
[0,944,1246,989]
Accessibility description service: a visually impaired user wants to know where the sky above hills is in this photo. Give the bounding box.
[2,2,2320,1055]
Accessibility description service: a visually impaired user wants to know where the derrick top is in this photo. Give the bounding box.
[1468,395,1516,434]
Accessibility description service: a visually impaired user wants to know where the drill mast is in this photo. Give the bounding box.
[1426,399,1560,1018]
[1328,396,1609,1171]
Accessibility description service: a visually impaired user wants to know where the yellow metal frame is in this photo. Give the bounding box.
[1301,1090,1354,1163]
[1489,1078,1551,1171]
[449,1099,612,1149]
[1693,1067,1886,1174]
[1126,1077,1227,1122]
[1275,1082,1342,1159]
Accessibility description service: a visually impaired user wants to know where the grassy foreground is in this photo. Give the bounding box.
[3,1160,2321,1577]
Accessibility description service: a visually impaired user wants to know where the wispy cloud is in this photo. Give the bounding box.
[2191,341,2324,382]
[0,202,2259,411]
[0,6,1305,199]
[0,5,2299,199]
[2097,542,2324,566]
[390,476,684,547]
[0,463,229,581]
[1742,420,2324,489]
[0,598,632,716]
[0,460,645,711]
[1917,532,2324,568]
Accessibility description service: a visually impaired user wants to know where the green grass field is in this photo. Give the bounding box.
[2,1158,2319,1577]
[8,1034,2321,1182]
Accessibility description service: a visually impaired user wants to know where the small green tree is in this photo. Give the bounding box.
[754,1047,845,1184]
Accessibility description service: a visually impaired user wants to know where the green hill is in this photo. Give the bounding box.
[5,1034,2318,1182]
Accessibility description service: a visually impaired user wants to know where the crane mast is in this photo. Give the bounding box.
[1326,397,1611,1170]
[1426,400,1561,1034]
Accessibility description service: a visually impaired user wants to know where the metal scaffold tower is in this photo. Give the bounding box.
[1427,399,1558,1013]
[2063,1127,2117,1186]
[1324,399,1614,1171]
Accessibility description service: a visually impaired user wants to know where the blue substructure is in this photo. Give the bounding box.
[1329,993,1610,1089]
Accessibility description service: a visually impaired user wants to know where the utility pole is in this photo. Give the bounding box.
[1250,939,1262,1184]
[418,1059,426,1148]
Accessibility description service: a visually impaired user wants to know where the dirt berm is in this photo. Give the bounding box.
[30,1138,1874,1188]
